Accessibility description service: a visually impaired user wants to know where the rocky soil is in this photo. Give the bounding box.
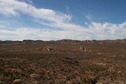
[0,41,126,84]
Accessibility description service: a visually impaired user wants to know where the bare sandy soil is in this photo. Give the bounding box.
[0,41,126,84]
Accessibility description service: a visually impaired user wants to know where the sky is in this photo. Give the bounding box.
[0,0,126,41]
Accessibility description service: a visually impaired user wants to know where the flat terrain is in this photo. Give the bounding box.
[0,41,126,84]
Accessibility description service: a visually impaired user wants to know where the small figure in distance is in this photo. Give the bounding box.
[46,47,54,52]
[80,47,88,52]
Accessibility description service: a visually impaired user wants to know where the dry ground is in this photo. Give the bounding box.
[0,41,126,84]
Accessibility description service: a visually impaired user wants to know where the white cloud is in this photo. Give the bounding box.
[0,0,126,40]
[88,22,126,40]
[0,27,92,40]
[0,22,126,40]
[0,0,72,28]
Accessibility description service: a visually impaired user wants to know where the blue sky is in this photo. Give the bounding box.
[0,0,126,40]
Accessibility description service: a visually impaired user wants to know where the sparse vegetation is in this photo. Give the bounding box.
[0,40,126,84]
